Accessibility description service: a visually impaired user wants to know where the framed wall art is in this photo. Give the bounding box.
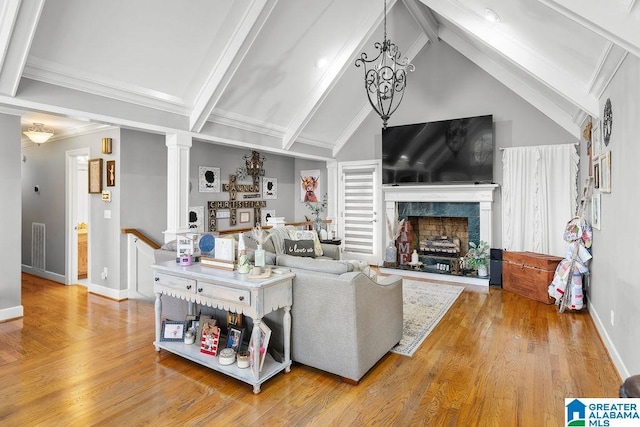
[591,193,601,230]
[261,209,276,226]
[240,211,251,223]
[199,166,220,193]
[88,158,103,194]
[300,169,320,202]
[262,177,277,199]
[591,120,602,158]
[106,160,116,187]
[188,206,204,232]
[599,151,611,193]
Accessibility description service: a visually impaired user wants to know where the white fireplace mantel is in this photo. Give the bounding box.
[383,184,499,247]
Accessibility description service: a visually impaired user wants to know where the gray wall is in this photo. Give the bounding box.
[0,113,22,316]
[587,54,640,378]
[188,141,326,230]
[337,40,577,247]
[21,128,121,291]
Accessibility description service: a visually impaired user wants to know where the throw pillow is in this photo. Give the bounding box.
[288,230,323,257]
[283,239,316,258]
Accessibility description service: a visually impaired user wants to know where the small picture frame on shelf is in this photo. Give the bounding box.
[249,321,272,372]
[160,320,186,342]
[226,326,244,353]
[185,314,198,332]
[226,311,243,329]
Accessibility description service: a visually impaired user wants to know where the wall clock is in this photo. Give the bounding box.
[603,98,612,146]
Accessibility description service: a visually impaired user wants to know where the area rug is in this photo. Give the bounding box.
[391,280,464,357]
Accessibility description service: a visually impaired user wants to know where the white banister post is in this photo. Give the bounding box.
[165,133,192,243]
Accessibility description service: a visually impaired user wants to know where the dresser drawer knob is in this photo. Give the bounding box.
[198,288,203,293]
[186,285,192,290]
[154,277,159,281]
[239,296,245,301]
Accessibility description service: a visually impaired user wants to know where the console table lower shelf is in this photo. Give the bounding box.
[155,340,291,390]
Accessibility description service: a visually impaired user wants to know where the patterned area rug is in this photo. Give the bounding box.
[391,280,464,357]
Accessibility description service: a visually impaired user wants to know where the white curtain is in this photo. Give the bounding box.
[502,144,579,257]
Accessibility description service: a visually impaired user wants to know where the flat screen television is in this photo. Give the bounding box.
[382,114,494,185]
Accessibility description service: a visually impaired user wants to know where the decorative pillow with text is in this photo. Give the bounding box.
[283,239,316,258]
[288,230,323,257]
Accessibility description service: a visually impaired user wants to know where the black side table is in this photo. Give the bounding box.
[320,239,341,245]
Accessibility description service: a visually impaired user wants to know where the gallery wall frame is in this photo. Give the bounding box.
[199,166,220,193]
[88,158,103,194]
[591,193,601,230]
[599,151,611,193]
[106,160,116,187]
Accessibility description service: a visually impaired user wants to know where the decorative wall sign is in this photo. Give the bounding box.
[300,169,320,202]
[88,158,103,194]
[106,160,116,187]
[189,206,204,232]
[207,174,265,231]
[199,166,220,193]
[262,177,277,199]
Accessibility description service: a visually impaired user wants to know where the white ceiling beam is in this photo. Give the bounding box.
[439,26,580,137]
[401,0,440,43]
[0,0,44,97]
[535,0,640,59]
[280,0,399,151]
[189,0,277,133]
[419,0,599,118]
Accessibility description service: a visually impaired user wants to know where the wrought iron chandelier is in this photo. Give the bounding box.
[355,0,414,129]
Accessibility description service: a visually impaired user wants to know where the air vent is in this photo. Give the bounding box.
[32,223,45,270]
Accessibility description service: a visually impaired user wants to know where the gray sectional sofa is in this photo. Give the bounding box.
[154,226,403,383]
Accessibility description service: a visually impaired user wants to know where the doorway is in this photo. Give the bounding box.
[66,148,90,285]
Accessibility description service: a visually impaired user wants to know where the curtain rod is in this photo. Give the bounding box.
[499,142,579,151]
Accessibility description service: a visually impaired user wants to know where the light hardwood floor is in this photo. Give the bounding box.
[0,273,621,426]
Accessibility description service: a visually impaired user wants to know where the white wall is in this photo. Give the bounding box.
[0,113,23,320]
[587,54,640,379]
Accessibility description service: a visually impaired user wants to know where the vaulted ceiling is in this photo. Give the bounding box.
[1,0,638,160]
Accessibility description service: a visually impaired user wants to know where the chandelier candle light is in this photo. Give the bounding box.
[355,0,415,128]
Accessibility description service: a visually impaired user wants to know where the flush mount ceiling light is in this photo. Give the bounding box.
[23,122,54,144]
[484,8,501,23]
[355,0,414,129]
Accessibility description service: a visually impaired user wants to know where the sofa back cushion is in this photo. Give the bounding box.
[276,254,354,274]
[283,239,315,257]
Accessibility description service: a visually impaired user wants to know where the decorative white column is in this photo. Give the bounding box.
[165,133,192,243]
[326,160,338,236]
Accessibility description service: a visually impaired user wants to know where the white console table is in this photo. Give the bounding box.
[151,260,294,393]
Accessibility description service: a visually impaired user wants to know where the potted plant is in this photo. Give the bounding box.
[465,240,490,277]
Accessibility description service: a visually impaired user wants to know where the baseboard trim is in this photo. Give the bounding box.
[589,300,627,380]
[21,265,66,284]
[0,305,24,321]
[379,267,489,287]
[88,283,128,301]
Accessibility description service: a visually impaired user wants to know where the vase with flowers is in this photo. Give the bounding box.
[385,214,405,266]
[250,225,272,267]
[304,193,328,234]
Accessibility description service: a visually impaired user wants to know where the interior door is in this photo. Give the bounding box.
[338,161,382,265]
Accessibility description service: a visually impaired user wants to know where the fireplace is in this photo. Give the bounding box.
[383,184,498,283]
